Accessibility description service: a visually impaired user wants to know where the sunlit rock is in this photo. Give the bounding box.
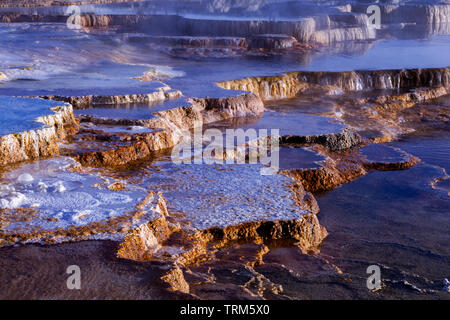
[69,93,264,167]
[282,144,420,193]
[117,192,170,261]
[281,128,363,151]
[218,67,450,100]
[42,86,182,109]
[0,97,77,166]
[160,266,190,294]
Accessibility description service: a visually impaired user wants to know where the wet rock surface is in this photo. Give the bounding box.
[1,64,447,297]
[218,67,450,100]
[1,64,448,298]
[0,0,449,300]
[1,0,448,51]
[282,144,420,193]
[42,85,183,109]
[0,97,77,166]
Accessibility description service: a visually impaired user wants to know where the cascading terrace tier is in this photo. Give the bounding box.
[0,97,77,167]
[217,67,450,100]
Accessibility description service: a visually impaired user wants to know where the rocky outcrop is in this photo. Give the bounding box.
[112,14,374,45]
[145,212,327,294]
[218,74,307,100]
[71,129,178,167]
[0,128,57,166]
[117,206,327,267]
[113,169,326,295]
[116,181,327,294]
[248,34,299,50]
[0,104,77,167]
[2,1,449,44]
[117,192,171,261]
[36,104,78,138]
[189,93,265,122]
[160,266,191,294]
[281,128,363,152]
[282,144,420,193]
[67,67,445,174]
[138,35,249,49]
[331,86,450,142]
[294,68,450,91]
[137,34,314,58]
[310,25,376,45]
[201,214,327,254]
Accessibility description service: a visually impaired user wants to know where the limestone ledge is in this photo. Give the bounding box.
[41,86,183,109]
[281,144,420,193]
[117,182,326,294]
[217,67,450,100]
[0,190,168,247]
[0,103,77,166]
[71,93,265,167]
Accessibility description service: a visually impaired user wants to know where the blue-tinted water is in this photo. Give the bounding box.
[0,96,65,135]
[1,23,449,99]
[75,98,191,120]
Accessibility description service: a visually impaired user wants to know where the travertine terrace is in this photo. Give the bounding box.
[0,0,449,300]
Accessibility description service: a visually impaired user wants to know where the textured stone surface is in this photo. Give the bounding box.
[218,67,450,100]
[282,144,420,193]
[281,128,363,151]
[69,93,264,167]
[42,86,182,109]
[0,101,77,166]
